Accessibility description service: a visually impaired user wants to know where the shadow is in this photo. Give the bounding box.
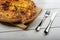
[0,21,31,30]
[0,21,16,27]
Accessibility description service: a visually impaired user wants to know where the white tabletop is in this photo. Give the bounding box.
[0,0,60,40]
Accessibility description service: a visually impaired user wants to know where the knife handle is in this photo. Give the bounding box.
[44,20,52,34]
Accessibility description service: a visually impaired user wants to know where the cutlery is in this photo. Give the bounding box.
[35,10,50,32]
[44,11,57,34]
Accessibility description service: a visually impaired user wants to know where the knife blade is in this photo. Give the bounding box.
[44,11,57,34]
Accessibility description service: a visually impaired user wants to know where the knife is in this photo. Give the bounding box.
[44,11,57,34]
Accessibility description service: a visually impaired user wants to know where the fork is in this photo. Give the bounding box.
[35,10,50,32]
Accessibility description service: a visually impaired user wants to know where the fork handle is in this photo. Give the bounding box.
[35,20,43,32]
[35,16,46,32]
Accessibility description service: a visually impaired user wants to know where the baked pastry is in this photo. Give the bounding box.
[10,0,37,24]
[0,0,21,22]
[0,0,38,24]
[0,0,42,29]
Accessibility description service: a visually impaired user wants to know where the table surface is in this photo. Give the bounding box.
[0,0,60,40]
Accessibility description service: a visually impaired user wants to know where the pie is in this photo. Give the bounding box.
[0,0,42,29]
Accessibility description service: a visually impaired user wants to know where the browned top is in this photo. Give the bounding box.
[0,0,37,23]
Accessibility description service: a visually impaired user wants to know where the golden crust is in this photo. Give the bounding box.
[0,4,21,22]
[10,0,37,24]
[0,9,21,22]
[0,0,39,23]
[22,8,42,24]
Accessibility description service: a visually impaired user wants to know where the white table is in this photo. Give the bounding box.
[0,0,60,40]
